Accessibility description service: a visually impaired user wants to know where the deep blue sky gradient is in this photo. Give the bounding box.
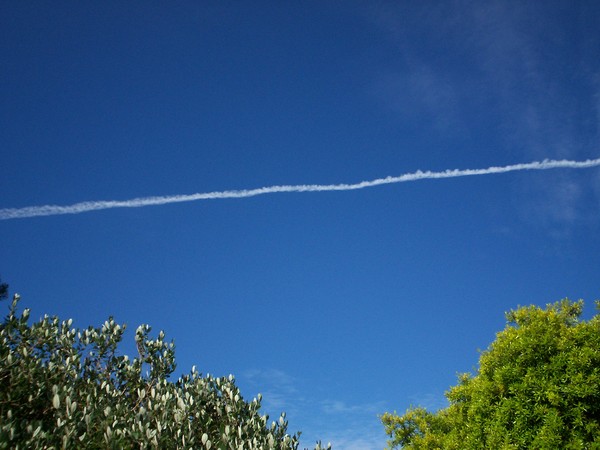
[2,2,600,448]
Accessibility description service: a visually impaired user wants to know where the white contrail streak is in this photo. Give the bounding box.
[1,157,600,221]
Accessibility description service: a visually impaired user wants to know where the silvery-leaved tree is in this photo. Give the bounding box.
[0,291,330,450]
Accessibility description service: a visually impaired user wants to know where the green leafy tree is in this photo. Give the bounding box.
[381,299,600,449]
[0,293,329,449]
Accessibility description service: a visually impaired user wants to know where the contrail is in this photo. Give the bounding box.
[1,157,600,221]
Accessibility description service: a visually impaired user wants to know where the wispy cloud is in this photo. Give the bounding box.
[241,368,389,450]
[313,400,388,450]
[320,399,385,415]
[320,428,387,450]
[369,1,600,158]
[2,158,599,221]
[367,1,600,228]
[317,399,389,448]
[243,369,300,414]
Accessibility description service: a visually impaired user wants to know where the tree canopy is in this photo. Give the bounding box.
[0,290,328,449]
[381,299,600,449]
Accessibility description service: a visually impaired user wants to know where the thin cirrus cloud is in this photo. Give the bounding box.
[1,157,599,221]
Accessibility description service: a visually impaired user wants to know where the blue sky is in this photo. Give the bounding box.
[2,2,600,448]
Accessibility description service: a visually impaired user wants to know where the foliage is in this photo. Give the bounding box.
[0,277,7,301]
[381,299,600,449]
[0,292,329,449]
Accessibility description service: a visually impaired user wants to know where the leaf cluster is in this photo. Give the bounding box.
[0,293,329,449]
[382,299,600,449]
